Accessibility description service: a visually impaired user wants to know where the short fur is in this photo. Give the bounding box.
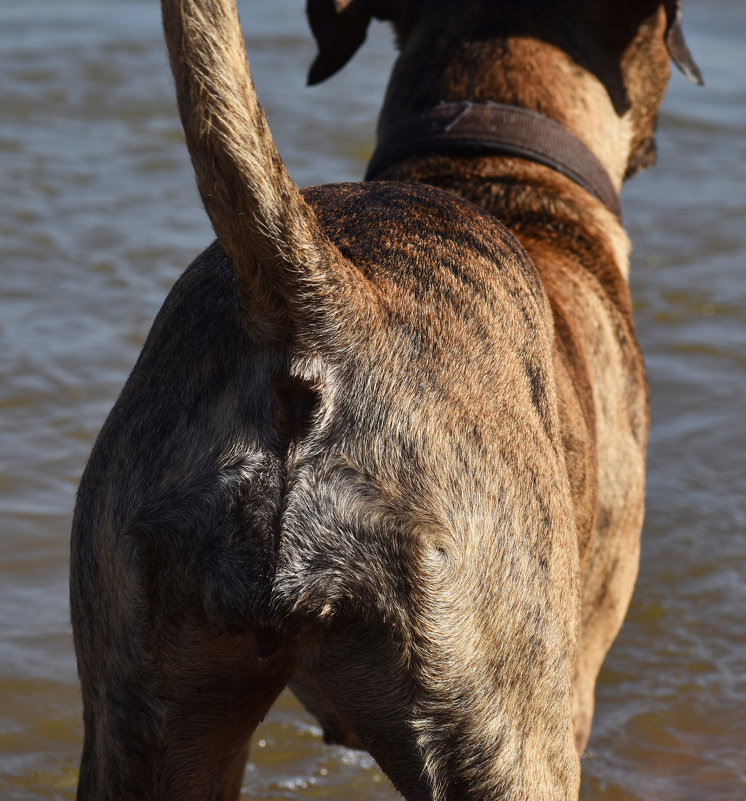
[70,1,699,799]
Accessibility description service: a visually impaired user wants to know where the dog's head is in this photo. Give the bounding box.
[307,0,701,180]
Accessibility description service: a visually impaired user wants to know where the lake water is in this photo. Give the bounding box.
[1,1,744,798]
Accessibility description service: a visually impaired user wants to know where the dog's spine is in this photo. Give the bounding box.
[161,0,357,316]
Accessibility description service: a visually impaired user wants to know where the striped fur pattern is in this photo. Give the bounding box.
[70,0,697,798]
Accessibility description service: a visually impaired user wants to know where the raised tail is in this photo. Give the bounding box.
[161,0,369,328]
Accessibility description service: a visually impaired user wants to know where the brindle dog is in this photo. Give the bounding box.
[70,1,700,799]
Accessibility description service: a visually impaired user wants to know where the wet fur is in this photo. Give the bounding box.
[70,0,698,799]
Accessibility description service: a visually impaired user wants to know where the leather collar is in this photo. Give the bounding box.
[365,101,622,220]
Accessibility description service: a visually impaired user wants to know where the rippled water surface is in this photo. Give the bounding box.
[1,1,744,798]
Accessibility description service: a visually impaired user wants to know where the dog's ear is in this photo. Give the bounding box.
[307,0,372,85]
[306,0,406,85]
[664,0,703,85]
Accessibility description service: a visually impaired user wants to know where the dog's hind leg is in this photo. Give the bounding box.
[72,428,299,800]
[73,591,294,801]
[272,457,582,801]
[217,742,250,801]
[288,603,581,801]
[152,625,295,801]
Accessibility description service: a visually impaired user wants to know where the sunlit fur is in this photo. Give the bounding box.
[70,1,693,799]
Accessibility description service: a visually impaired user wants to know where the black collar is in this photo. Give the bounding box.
[365,102,622,220]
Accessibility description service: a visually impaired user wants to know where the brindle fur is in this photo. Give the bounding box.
[70,1,699,799]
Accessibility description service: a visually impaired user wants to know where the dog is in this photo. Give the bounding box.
[70,0,701,798]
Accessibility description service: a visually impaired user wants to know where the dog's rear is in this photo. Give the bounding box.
[71,1,698,799]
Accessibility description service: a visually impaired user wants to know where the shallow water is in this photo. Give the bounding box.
[1,1,744,798]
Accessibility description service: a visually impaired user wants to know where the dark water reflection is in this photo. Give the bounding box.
[1,1,743,798]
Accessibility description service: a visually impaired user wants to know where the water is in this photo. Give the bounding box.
[1,1,744,798]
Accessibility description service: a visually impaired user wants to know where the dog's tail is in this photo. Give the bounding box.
[161,0,368,329]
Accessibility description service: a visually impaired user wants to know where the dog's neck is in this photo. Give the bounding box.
[376,32,643,195]
[372,34,641,281]
[366,102,622,219]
